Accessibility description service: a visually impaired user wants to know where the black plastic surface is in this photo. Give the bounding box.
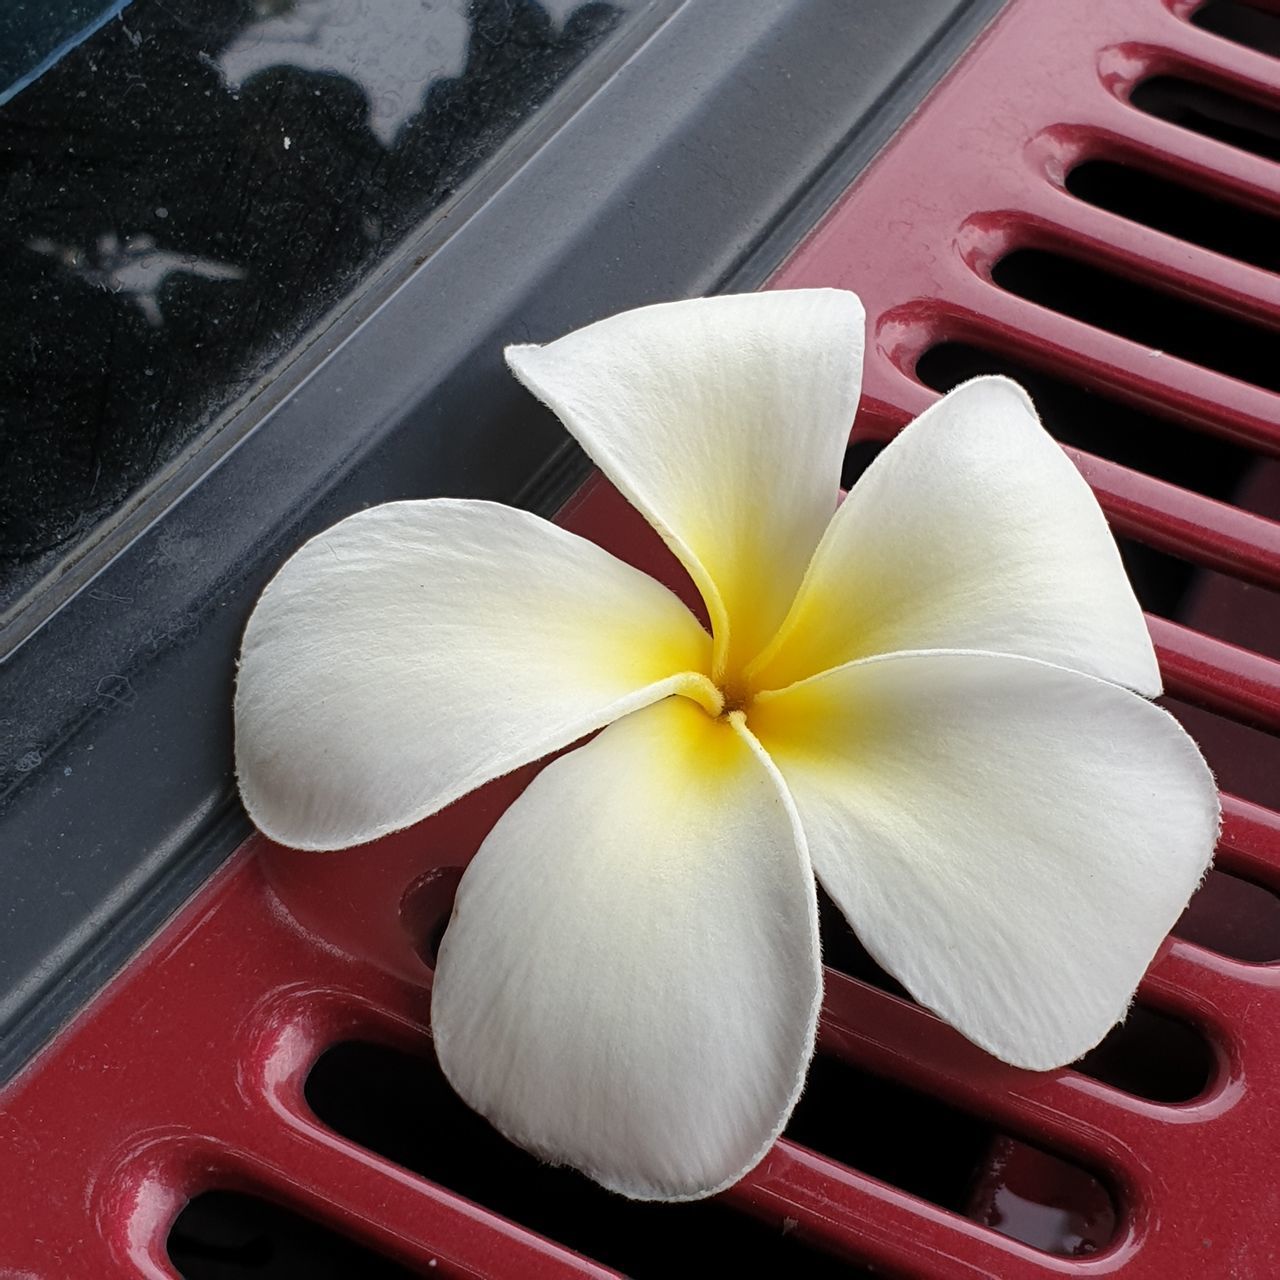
[0,0,634,614]
[0,1,130,103]
[0,0,1005,1081]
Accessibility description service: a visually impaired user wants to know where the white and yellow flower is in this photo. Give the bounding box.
[234,290,1219,1202]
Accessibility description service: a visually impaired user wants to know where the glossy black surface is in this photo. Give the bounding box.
[0,1,131,101]
[170,1190,420,1279]
[0,0,628,616]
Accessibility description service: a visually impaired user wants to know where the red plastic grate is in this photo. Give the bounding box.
[4,0,1280,1275]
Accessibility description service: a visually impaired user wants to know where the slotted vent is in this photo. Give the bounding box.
[768,0,1280,1268]
[989,248,1280,392]
[169,1193,422,1280]
[1193,0,1280,55]
[4,3,1280,1278]
[1131,75,1280,162]
[1065,158,1280,271]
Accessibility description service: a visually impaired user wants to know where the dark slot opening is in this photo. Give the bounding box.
[1112,534,1280,661]
[1130,75,1280,164]
[964,1136,1118,1258]
[841,437,887,490]
[787,1055,1118,1257]
[819,885,913,1001]
[307,1039,1116,1262]
[1066,159,1280,274]
[168,1191,418,1280]
[823,887,1213,1103]
[914,343,1277,515]
[786,1052,996,1213]
[1192,0,1280,57]
[306,1042,875,1279]
[1074,1005,1213,1101]
[400,865,464,970]
[990,248,1280,393]
[1163,694,1280,810]
[1177,866,1280,960]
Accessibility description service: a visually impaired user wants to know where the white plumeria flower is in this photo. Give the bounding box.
[235,290,1219,1202]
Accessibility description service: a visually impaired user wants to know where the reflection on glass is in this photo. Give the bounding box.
[218,0,474,144]
[0,1,134,106]
[0,0,630,617]
[27,233,246,327]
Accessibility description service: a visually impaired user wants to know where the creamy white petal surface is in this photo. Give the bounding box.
[749,377,1160,695]
[750,650,1219,1070]
[235,500,713,850]
[506,290,864,676]
[235,290,1223,1202]
[431,696,822,1200]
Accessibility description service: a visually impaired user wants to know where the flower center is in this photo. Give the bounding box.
[674,671,753,722]
[718,675,751,718]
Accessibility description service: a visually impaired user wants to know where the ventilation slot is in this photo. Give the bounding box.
[991,249,1280,392]
[914,342,1277,508]
[1111,536,1280,660]
[306,1042,876,1279]
[400,865,463,969]
[1066,159,1280,274]
[787,1053,995,1222]
[1191,0,1280,57]
[965,1135,1117,1257]
[787,1054,1118,1256]
[1162,695,1280,810]
[169,1192,418,1279]
[1176,867,1280,960]
[819,886,912,1000]
[1130,76,1280,163]
[841,437,888,490]
[823,885,1212,1102]
[1074,1006,1213,1101]
[307,1039,1119,1261]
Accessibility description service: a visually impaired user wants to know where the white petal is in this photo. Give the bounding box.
[506,290,864,675]
[431,696,822,1200]
[235,500,712,850]
[750,650,1219,1069]
[748,377,1160,695]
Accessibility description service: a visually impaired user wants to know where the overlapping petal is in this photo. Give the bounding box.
[506,290,864,677]
[749,650,1219,1070]
[431,696,822,1200]
[235,500,713,850]
[747,377,1160,695]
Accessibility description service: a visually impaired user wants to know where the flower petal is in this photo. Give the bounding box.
[235,499,713,850]
[748,377,1160,695]
[431,696,822,1200]
[506,290,864,676]
[750,650,1219,1069]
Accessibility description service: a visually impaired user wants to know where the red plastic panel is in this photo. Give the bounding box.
[4,0,1280,1275]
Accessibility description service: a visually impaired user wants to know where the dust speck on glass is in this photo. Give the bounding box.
[0,0,631,616]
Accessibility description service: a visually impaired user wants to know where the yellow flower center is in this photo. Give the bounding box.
[718,675,752,718]
[673,667,756,724]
